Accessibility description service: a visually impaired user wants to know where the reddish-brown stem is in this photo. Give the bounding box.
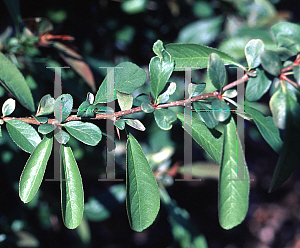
[2,72,249,125]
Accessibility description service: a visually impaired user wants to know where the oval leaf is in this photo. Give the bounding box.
[38,124,56,134]
[218,117,250,230]
[269,85,286,129]
[211,98,231,122]
[2,98,15,117]
[260,50,282,76]
[188,83,206,98]
[126,133,160,232]
[36,94,55,116]
[141,101,154,113]
[94,62,146,104]
[0,52,35,112]
[245,69,272,101]
[116,91,133,111]
[193,101,219,129]
[6,119,41,153]
[150,51,174,101]
[55,129,70,144]
[271,22,300,53]
[19,134,53,203]
[61,144,84,229]
[245,39,265,69]
[154,109,177,130]
[124,119,146,131]
[208,53,227,92]
[63,121,102,146]
[54,94,73,123]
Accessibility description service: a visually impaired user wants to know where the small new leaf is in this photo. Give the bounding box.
[2,98,15,117]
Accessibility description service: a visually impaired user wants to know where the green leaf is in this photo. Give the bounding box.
[176,17,223,45]
[245,39,265,69]
[150,51,174,101]
[55,129,70,144]
[211,98,231,122]
[269,83,300,192]
[269,84,286,129]
[114,119,125,130]
[124,119,146,131]
[293,65,300,86]
[177,113,223,164]
[222,89,237,98]
[153,40,165,57]
[165,43,242,71]
[77,101,95,118]
[154,109,177,130]
[6,119,41,153]
[271,22,300,53]
[245,69,272,101]
[141,101,154,113]
[121,0,147,14]
[36,94,55,116]
[94,62,146,103]
[156,82,176,104]
[19,134,53,203]
[0,52,35,112]
[61,144,84,229]
[54,94,73,123]
[126,133,160,232]
[32,115,48,124]
[218,117,249,230]
[38,124,56,134]
[63,121,102,146]
[208,53,227,92]
[116,91,133,111]
[2,98,16,117]
[188,83,206,98]
[193,102,219,129]
[260,50,282,76]
[244,105,282,153]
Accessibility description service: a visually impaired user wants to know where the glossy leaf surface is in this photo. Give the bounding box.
[36,94,55,116]
[126,133,160,232]
[6,119,41,153]
[271,22,300,53]
[61,144,84,229]
[193,102,219,129]
[211,98,231,122]
[0,52,35,112]
[245,39,264,69]
[150,50,174,101]
[54,94,73,123]
[260,50,282,76]
[19,134,53,203]
[218,117,249,229]
[208,53,227,91]
[64,121,102,146]
[154,109,177,130]
[245,69,272,101]
[95,62,146,103]
[2,98,15,117]
[165,43,241,71]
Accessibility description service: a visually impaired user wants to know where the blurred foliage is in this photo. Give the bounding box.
[0,0,300,247]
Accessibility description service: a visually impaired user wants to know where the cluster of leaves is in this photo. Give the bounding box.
[1,0,300,247]
[2,19,300,237]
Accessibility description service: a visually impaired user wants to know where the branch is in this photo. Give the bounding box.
[2,73,248,125]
